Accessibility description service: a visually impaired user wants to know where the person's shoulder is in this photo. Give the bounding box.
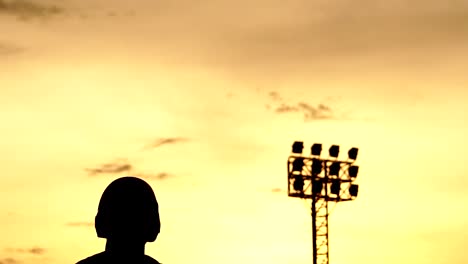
[144,255,161,264]
[76,252,160,264]
[76,252,107,264]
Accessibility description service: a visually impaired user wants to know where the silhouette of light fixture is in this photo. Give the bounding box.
[312,159,323,175]
[292,158,305,172]
[292,141,304,154]
[312,180,323,194]
[349,184,359,197]
[349,166,359,178]
[329,162,341,176]
[293,176,305,191]
[348,147,359,160]
[330,180,341,195]
[287,140,363,264]
[329,145,340,158]
[311,144,322,156]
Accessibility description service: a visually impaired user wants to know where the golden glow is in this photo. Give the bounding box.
[1,1,468,264]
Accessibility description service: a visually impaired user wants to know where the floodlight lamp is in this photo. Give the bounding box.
[311,143,322,156]
[348,147,359,160]
[293,176,305,191]
[349,184,359,197]
[329,145,340,158]
[329,162,341,176]
[349,165,359,178]
[292,141,304,154]
[330,180,341,195]
[311,159,323,175]
[312,180,323,194]
[292,158,304,172]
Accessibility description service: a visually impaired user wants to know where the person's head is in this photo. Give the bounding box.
[95,176,160,243]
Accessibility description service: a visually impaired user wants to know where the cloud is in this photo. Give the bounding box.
[268,91,283,102]
[28,248,44,255]
[132,172,174,180]
[85,159,174,181]
[65,222,94,227]
[0,0,63,20]
[86,137,183,179]
[4,247,45,255]
[275,104,300,113]
[143,137,189,150]
[267,91,335,121]
[85,159,132,176]
[0,42,23,56]
[271,188,282,193]
[98,0,467,80]
[2,0,465,81]
[297,102,333,121]
[0,258,18,264]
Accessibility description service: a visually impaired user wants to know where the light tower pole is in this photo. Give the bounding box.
[287,141,360,264]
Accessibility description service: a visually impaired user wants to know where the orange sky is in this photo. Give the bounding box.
[1,1,468,264]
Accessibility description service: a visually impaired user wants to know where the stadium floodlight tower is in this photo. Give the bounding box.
[287,141,361,264]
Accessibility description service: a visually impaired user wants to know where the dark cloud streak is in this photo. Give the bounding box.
[275,104,300,113]
[298,102,333,121]
[274,102,334,121]
[271,188,282,193]
[267,91,335,121]
[85,160,174,181]
[85,160,132,176]
[28,247,45,255]
[268,91,282,101]
[113,0,468,79]
[143,137,189,150]
[0,258,18,264]
[4,247,46,255]
[0,42,23,56]
[132,172,174,180]
[0,0,63,20]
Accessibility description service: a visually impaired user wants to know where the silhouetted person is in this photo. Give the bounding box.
[76,177,161,264]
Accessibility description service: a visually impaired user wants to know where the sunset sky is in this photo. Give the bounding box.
[1,1,468,264]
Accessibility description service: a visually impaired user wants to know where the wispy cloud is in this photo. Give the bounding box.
[85,159,174,181]
[0,258,18,264]
[85,159,132,176]
[267,91,335,121]
[297,102,333,121]
[4,247,45,255]
[0,0,63,20]
[86,137,184,179]
[132,172,174,180]
[28,248,44,255]
[143,137,189,150]
[65,222,94,227]
[275,104,300,113]
[271,188,282,193]
[75,0,468,80]
[268,91,283,102]
[0,42,23,56]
